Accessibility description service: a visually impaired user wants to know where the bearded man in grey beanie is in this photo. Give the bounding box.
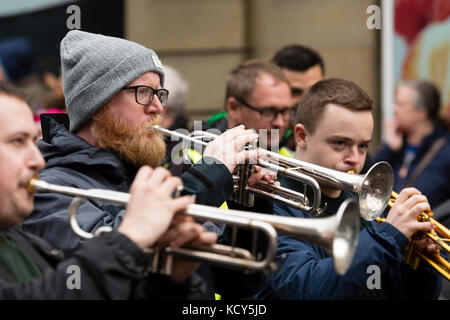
[22,31,259,298]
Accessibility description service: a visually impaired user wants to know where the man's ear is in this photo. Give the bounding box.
[226,97,241,124]
[294,123,308,149]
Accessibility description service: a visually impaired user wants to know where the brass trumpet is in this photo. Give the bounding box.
[154,125,394,220]
[377,191,450,281]
[28,178,360,275]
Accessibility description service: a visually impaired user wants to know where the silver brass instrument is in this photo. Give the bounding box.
[209,197,360,275]
[155,126,322,214]
[259,151,394,221]
[28,178,360,275]
[154,125,394,220]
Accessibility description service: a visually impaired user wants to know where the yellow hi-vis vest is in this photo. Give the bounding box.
[186,148,229,211]
[279,146,295,158]
[187,148,226,300]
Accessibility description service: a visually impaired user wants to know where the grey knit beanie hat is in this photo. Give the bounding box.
[60,30,165,132]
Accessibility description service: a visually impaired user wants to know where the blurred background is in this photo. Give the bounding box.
[0,0,448,151]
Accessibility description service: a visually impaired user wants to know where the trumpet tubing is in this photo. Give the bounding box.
[28,178,360,275]
[155,125,322,214]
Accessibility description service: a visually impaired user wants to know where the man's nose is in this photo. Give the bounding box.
[344,146,360,166]
[27,143,45,171]
[144,96,164,114]
[271,112,287,128]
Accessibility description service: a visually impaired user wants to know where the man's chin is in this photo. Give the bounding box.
[15,203,33,223]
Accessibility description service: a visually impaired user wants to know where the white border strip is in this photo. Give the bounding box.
[381,0,394,139]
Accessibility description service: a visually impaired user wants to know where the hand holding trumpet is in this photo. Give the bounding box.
[377,188,450,280]
[202,125,260,174]
[118,166,217,283]
[384,188,434,239]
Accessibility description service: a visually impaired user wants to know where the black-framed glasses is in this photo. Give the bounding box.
[121,85,169,107]
[235,97,296,122]
[291,87,304,97]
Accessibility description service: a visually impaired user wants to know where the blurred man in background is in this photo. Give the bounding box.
[271,44,325,155]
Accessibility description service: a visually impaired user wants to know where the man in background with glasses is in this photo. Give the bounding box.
[22,31,259,299]
[181,60,292,180]
[197,60,293,299]
[220,60,293,152]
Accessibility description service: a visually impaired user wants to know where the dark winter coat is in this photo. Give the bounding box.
[373,125,450,208]
[255,177,442,300]
[0,227,205,299]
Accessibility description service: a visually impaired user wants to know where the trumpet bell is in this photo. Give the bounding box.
[332,198,360,274]
[222,197,360,275]
[358,162,394,221]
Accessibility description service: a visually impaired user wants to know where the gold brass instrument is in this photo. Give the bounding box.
[28,178,360,275]
[154,125,394,220]
[377,191,450,281]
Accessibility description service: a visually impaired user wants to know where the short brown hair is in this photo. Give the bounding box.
[296,78,372,133]
[0,81,27,101]
[225,60,289,102]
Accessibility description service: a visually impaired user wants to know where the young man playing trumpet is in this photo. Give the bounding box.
[256,78,442,300]
[0,81,216,299]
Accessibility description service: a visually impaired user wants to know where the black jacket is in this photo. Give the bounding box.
[0,227,205,299]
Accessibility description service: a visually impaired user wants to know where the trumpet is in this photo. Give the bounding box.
[154,125,394,220]
[156,126,321,214]
[377,191,450,281]
[28,178,360,275]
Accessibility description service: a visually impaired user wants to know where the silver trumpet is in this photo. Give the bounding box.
[28,178,360,275]
[154,126,322,214]
[153,125,394,220]
[258,149,394,221]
